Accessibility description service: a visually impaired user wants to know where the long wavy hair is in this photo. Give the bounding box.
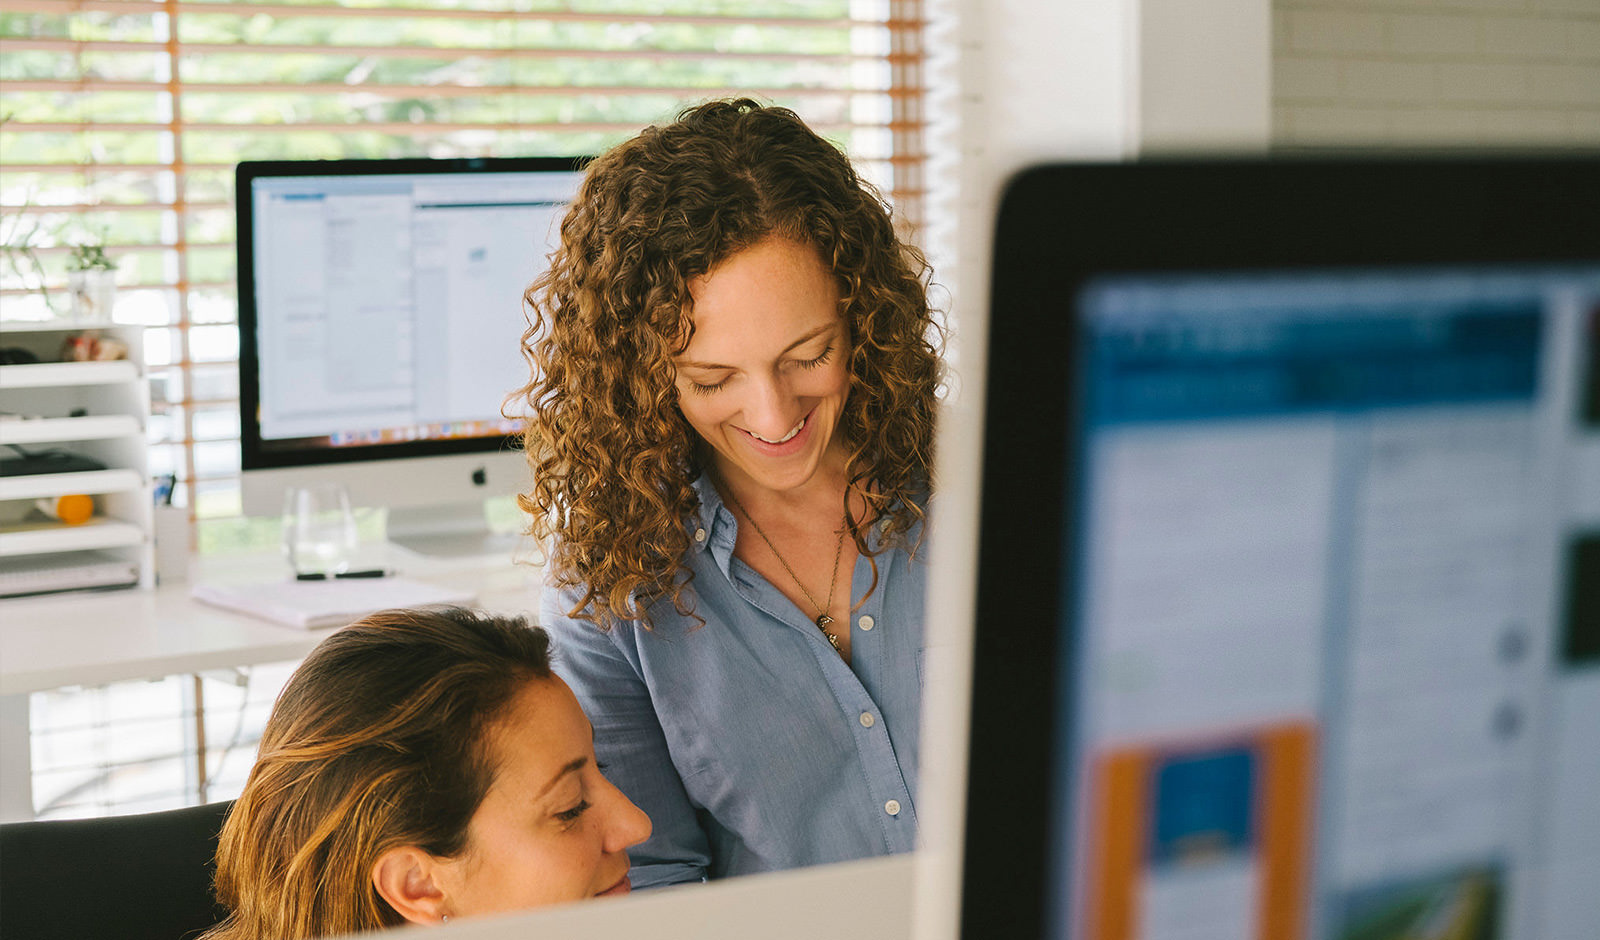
[202,607,552,940]
[516,98,942,631]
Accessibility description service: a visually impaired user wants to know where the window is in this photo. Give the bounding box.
[2,0,927,549]
[29,663,296,819]
[3,0,926,818]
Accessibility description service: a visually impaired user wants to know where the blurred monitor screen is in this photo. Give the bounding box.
[963,157,1600,940]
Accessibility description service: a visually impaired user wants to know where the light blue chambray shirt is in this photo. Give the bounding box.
[541,475,926,887]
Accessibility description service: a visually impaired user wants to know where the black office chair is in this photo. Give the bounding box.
[0,800,233,940]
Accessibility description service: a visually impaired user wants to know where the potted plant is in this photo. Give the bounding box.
[1,204,56,317]
[66,239,117,320]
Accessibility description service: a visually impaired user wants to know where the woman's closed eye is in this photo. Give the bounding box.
[554,799,591,825]
[794,344,833,371]
[688,375,730,395]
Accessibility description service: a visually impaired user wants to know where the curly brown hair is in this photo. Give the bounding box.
[515,98,942,631]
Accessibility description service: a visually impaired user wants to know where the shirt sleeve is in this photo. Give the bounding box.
[539,583,713,888]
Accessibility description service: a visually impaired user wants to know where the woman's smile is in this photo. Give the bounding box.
[737,409,815,457]
[745,412,807,445]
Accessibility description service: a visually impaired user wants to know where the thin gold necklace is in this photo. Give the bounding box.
[721,485,846,651]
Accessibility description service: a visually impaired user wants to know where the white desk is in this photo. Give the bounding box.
[0,552,540,697]
[0,548,542,820]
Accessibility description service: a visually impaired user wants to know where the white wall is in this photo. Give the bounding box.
[1274,0,1600,146]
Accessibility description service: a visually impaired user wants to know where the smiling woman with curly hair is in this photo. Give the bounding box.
[515,98,942,887]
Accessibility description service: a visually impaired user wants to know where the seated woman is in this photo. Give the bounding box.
[202,606,651,939]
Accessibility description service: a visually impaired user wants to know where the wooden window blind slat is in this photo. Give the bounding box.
[3,38,890,61]
[7,80,911,96]
[1,0,905,30]
[12,121,908,134]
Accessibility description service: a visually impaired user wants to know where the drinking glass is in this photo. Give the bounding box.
[281,484,358,576]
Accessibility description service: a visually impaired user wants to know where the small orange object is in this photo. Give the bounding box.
[38,493,94,525]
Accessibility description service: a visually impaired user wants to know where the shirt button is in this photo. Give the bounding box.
[859,712,875,728]
[694,527,706,543]
[858,615,875,631]
[885,799,901,817]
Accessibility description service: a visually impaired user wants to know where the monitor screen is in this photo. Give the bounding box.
[235,157,585,542]
[963,157,1600,940]
[1060,265,1595,940]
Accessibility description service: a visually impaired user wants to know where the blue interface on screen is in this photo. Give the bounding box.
[1052,267,1600,940]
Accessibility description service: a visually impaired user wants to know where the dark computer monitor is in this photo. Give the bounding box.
[236,157,586,554]
[962,155,1600,940]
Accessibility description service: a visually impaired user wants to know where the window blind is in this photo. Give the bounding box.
[1,0,927,542]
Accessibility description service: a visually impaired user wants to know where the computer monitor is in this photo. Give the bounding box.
[236,157,586,555]
[962,156,1599,939]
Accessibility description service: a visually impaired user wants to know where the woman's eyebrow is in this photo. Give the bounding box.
[675,324,836,371]
[536,756,589,799]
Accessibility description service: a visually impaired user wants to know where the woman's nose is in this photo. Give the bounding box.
[743,375,798,440]
[601,781,652,852]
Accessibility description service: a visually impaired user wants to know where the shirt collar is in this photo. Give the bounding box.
[689,473,733,557]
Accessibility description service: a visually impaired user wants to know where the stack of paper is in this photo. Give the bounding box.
[192,576,477,630]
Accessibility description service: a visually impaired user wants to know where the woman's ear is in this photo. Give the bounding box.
[372,846,449,925]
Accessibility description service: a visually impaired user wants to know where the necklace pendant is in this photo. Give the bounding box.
[815,614,834,628]
[823,629,841,651]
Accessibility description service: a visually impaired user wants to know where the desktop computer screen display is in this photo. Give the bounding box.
[236,157,585,535]
[1059,266,1596,940]
[964,158,1599,940]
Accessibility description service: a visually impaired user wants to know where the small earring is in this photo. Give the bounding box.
[442,914,450,923]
